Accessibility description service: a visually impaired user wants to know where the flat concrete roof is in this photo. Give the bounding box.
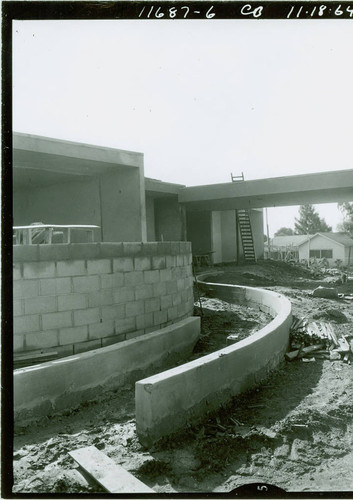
[13,132,143,189]
[178,169,353,210]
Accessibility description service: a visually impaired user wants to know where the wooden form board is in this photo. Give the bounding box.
[69,445,153,494]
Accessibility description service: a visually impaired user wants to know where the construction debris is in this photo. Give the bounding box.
[69,446,153,493]
[287,316,353,364]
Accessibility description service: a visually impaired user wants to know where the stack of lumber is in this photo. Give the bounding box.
[286,316,352,364]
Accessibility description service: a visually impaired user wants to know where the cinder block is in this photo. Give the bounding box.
[124,271,143,286]
[13,263,22,280]
[23,260,56,279]
[153,309,168,326]
[25,330,58,350]
[185,276,194,288]
[68,243,100,260]
[125,300,144,318]
[101,333,126,347]
[115,317,136,334]
[177,278,185,291]
[13,245,39,262]
[42,311,72,330]
[113,257,134,273]
[159,268,172,282]
[101,304,125,321]
[166,255,176,268]
[157,242,171,255]
[172,293,182,306]
[123,242,142,255]
[59,325,88,346]
[143,270,159,284]
[125,329,145,340]
[58,293,87,311]
[100,272,124,289]
[13,299,23,317]
[134,256,151,271]
[161,294,173,310]
[152,256,166,270]
[152,281,167,297]
[167,306,178,321]
[88,289,113,307]
[185,242,192,253]
[176,255,184,267]
[144,326,158,334]
[74,339,102,354]
[141,242,159,255]
[179,241,189,253]
[55,344,75,357]
[113,288,134,304]
[40,277,71,296]
[185,264,193,277]
[177,303,187,317]
[14,315,40,334]
[166,281,178,294]
[145,297,160,314]
[72,275,100,293]
[39,244,70,262]
[171,267,182,279]
[56,260,86,277]
[73,307,100,326]
[14,335,24,352]
[24,295,57,315]
[171,242,181,255]
[87,258,112,275]
[13,280,39,299]
[88,320,115,339]
[98,242,124,258]
[134,284,154,301]
[179,267,187,278]
[136,313,154,330]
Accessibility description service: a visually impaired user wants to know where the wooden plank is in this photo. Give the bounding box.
[69,446,153,494]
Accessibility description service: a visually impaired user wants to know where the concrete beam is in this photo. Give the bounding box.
[179,169,353,210]
[136,277,291,446]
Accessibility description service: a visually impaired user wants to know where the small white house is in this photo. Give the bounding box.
[298,232,353,267]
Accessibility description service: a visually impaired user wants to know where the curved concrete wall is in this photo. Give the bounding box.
[14,316,200,424]
[13,242,194,359]
[136,274,292,446]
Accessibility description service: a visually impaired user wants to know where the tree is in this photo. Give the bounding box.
[274,227,294,237]
[337,202,353,235]
[294,204,332,235]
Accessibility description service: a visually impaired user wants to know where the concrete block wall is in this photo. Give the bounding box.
[13,242,194,358]
[14,317,200,423]
[136,275,292,446]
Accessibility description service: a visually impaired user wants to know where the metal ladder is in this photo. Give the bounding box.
[231,173,256,263]
[237,209,256,263]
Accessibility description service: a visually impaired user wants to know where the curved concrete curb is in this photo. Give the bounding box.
[136,274,292,446]
[14,316,200,424]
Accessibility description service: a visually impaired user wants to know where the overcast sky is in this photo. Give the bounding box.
[13,19,353,236]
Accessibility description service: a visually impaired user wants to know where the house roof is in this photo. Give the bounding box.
[299,232,353,247]
[270,235,310,248]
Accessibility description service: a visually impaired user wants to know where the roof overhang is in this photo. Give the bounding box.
[178,170,353,211]
[13,132,143,189]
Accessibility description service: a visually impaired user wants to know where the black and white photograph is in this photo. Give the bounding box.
[4,1,353,496]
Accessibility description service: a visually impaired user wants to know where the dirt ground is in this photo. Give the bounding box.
[13,260,353,494]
